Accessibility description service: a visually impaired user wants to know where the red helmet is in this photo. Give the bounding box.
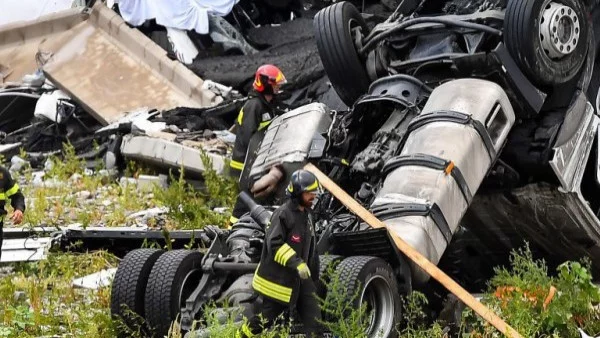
[253,64,287,95]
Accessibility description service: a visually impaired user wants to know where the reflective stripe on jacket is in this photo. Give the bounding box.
[0,166,25,216]
[252,200,319,305]
[230,95,274,171]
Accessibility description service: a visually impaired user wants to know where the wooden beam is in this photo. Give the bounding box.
[304,163,522,338]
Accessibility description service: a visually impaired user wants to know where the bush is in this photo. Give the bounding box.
[462,244,600,337]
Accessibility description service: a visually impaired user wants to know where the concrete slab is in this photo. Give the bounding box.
[120,135,227,176]
[0,3,222,124]
[42,3,222,125]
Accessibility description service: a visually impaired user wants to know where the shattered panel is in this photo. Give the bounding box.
[41,3,221,125]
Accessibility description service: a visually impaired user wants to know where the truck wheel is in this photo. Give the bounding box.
[314,1,371,106]
[316,254,343,299]
[504,0,590,86]
[332,256,402,338]
[110,249,164,336]
[144,250,203,338]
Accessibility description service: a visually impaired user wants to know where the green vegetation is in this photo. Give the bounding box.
[0,250,118,337]
[9,143,236,230]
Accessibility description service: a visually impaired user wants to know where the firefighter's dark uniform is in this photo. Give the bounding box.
[240,199,322,337]
[0,166,25,261]
[229,95,276,223]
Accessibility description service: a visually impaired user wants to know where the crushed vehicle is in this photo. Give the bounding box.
[110,0,600,337]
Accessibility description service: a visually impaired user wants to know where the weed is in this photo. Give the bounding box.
[153,164,232,230]
[45,142,86,181]
[199,151,238,209]
[462,243,600,338]
[317,261,373,338]
[398,292,447,338]
[0,251,119,337]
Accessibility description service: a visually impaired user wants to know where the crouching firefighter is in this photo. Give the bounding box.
[228,64,288,225]
[238,169,323,337]
[0,165,25,262]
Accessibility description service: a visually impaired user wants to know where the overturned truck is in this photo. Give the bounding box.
[111,0,600,337]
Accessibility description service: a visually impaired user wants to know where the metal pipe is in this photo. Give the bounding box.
[0,93,41,99]
[361,18,503,54]
[0,87,34,93]
[211,261,258,272]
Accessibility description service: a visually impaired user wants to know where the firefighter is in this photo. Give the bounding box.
[0,165,25,262]
[238,169,323,338]
[229,64,287,225]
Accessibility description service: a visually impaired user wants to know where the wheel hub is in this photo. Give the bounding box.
[540,2,580,59]
[359,276,395,337]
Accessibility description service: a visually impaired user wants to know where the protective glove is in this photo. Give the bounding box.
[296,262,311,280]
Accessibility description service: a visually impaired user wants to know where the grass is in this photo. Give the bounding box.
[7,143,237,230]
[0,250,119,337]
[461,244,600,338]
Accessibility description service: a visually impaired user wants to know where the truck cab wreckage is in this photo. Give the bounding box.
[109,0,600,337]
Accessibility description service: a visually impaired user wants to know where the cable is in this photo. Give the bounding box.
[360,17,502,54]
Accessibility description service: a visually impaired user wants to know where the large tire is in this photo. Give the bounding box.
[504,0,590,86]
[314,2,371,106]
[110,248,164,336]
[316,254,343,299]
[331,256,402,338]
[144,250,204,338]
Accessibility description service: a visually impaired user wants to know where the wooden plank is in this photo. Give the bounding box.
[304,163,523,338]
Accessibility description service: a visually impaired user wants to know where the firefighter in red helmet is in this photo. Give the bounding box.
[229,65,288,224]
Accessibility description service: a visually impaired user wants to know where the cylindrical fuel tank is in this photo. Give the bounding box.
[370,78,516,284]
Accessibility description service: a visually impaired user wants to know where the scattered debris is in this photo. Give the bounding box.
[72,268,117,289]
[0,237,53,263]
[120,134,228,176]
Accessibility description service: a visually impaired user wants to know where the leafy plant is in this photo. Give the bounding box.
[316,259,373,338]
[462,244,600,338]
[0,251,119,337]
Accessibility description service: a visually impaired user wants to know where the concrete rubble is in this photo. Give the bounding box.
[72,268,117,289]
[0,0,377,177]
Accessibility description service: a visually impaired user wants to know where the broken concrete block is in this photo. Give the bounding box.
[119,177,137,187]
[145,131,178,142]
[0,267,14,279]
[126,207,170,220]
[44,159,54,172]
[72,268,117,289]
[132,119,167,134]
[32,177,62,189]
[9,156,29,172]
[69,173,83,182]
[120,135,227,176]
[75,190,92,199]
[119,175,167,192]
[138,174,168,191]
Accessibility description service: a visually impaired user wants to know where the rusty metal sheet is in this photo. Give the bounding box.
[42,3,222,125]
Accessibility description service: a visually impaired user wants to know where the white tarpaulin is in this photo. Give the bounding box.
[117,0,239,34]
[0,0,77,27]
